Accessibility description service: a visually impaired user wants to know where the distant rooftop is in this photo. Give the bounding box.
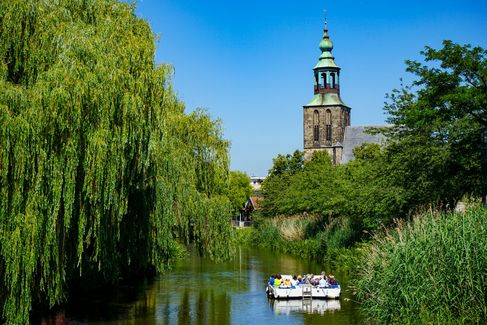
[249,196,263,209]
[342,126,388,164]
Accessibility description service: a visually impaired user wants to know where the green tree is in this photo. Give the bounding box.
[384,41,487,204]
[226,171,252,216]
[267,150,304,177]
[0,0,233,323]
[261,150,304,215]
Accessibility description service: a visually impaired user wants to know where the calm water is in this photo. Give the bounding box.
[38,247,364,324]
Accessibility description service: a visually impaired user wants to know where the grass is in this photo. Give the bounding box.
[267,214,321,241]
[235,213,321,258]
[355,208,487,323]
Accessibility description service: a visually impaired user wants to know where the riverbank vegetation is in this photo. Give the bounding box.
[356,209,487,323]
[0,0,238,323]
[235,213,365,275]
[251,40,487,323]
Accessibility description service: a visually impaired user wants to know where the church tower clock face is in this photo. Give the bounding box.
[303,19,351,164]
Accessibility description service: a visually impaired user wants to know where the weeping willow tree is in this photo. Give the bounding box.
[0,0,234,323]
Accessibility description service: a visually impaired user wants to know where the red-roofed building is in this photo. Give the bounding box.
[234,196,263,227]
[249,196,263,210]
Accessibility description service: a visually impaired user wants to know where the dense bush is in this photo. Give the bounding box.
[355,208,487,323]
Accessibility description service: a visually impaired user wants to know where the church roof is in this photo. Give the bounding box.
[342,126,388,163]
[304,93,348,107]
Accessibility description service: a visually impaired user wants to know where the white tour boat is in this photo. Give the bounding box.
[266,274,341,300]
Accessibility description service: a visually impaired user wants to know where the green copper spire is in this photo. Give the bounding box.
[314,19,339,69]
[319,20,333,51]
[305,18,347,107]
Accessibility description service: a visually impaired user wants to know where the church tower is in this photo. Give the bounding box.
[303,20,351,164]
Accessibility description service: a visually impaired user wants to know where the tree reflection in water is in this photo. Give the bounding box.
[171,288,231,325]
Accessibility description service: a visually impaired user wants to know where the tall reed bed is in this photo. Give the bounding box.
[355,208,487,323]
[267,214,321,241]
[249,213,324,257]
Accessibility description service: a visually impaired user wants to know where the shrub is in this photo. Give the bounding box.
[251,224,282,251]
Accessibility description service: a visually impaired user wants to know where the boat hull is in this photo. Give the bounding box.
[266,284,340,300]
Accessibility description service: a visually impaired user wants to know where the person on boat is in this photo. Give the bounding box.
[328,274,337,286]
[321,271,328,282]
[319,276,329,287]
[310,275,319,286]
[305,274,313,284]
[268,274,275,286]
[291,275,298,287]
[274,274,282,287]
[297,275,305,285]
[283,277,291,287]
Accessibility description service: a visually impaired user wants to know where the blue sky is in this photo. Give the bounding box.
[135,1,487,176]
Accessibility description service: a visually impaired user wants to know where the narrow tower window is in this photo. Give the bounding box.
[330,73,335,88]
[313,110,320,142]
[325,109,332,141]
[314,126,319,142]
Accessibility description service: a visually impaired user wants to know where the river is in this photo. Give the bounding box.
[37,246,364,324]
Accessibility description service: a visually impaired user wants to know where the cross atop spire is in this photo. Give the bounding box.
[323,9,328,32]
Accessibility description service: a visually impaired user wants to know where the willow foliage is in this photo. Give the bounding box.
[0,0,233,323]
